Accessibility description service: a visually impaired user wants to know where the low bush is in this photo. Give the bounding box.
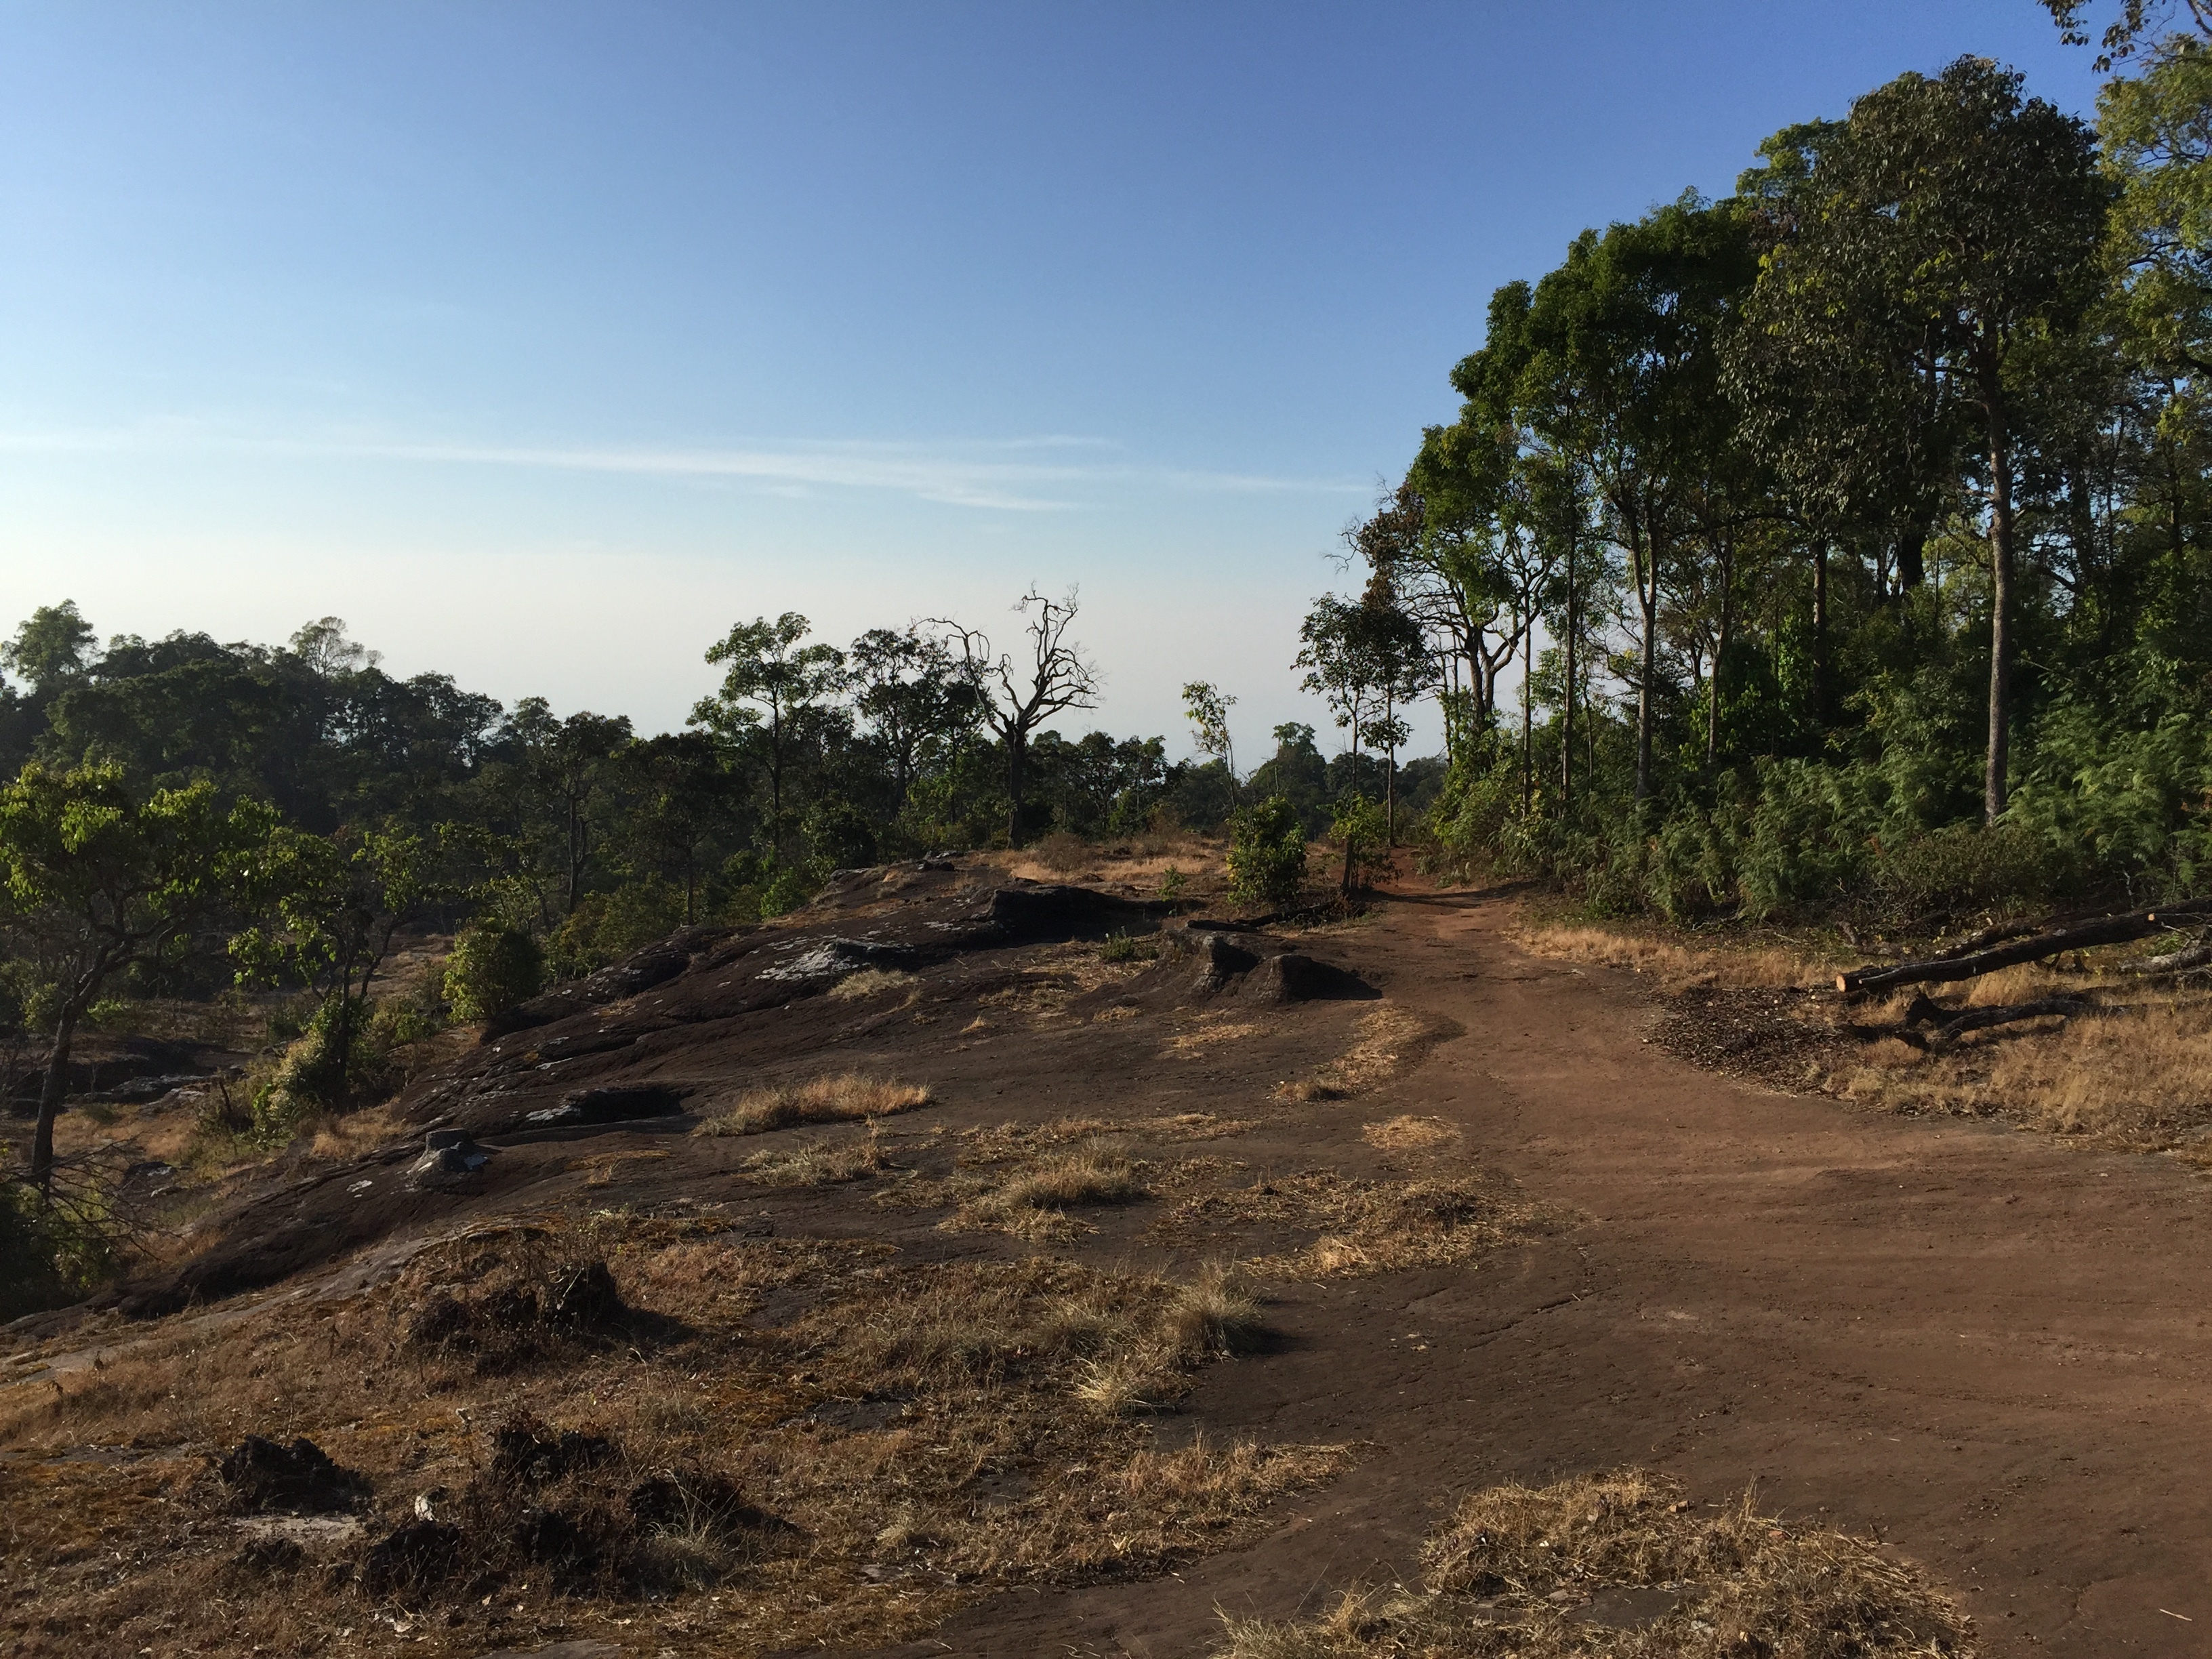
[1225,796,1309,909]
[445,924,546,1022]
[1328,792,1391,894]
[552,882,684,977]
[0,1171,121,1320]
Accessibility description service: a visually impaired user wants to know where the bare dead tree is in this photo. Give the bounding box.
[930,588,1101,848]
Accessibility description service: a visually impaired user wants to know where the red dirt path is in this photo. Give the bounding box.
[867,882,2212,1658]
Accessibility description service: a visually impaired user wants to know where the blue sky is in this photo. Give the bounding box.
[0,1,2100,758]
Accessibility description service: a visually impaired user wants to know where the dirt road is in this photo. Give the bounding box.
[874,886,2212,1658]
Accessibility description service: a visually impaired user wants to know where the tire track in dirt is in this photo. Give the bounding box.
[861,886,2212,1657]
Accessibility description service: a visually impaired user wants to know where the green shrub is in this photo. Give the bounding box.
[1431,762,1521,867]
[806,798,879,871]
[1329,792,1391,893]
[83,996,141,1032]
[1099,930,1155,964]
[1871,821,2060,922]
[760,863,819,918]
[551,880,684,975]
[251,998,380,1136]
[1226,796,1310,908]
[444,925,546,1023]
[0,1175,119,1321]
[1737,760,1877,920]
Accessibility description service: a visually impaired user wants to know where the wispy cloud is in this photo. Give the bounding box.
[0,423,1364,512]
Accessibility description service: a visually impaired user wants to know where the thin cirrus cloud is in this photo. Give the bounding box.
[0,424,1367,513]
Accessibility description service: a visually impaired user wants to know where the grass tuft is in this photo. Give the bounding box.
[827,968,919,1002]
[1214,1468,1976,1658]
[738,1126,896,1187]
[694,1073,932,1136]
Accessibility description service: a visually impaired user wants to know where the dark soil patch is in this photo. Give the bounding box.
[1650,984,1853,1091]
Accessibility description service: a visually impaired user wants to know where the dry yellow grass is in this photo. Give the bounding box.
[0,1217,1351,1659]
[1513,922,1820,991]
[1166,1018,1266,1055]
[738,1128,895,1187]
[1361,1114,1459,1153]
[1837,994,2212,1151]
[570,1146,674,1187]
[827,967,919,1002]
[878,1115,1256,1240]
[1534,913,2212,1161]
[1275,1003,1458,1101]
[306,1100,415,1161]
[943,1142,1149,1238]
[1214,1468,1975,1658]
[1160,1168,1557,1280]
[693,1072,932,1136]
[998,832,1229,895]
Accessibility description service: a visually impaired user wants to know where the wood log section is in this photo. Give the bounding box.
[2125,930,2212,978]
[1837,897,2212,995]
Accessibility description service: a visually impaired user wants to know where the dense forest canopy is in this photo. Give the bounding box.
[1347,35,2212,922]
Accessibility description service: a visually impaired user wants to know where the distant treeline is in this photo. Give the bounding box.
[0,598,1425,984]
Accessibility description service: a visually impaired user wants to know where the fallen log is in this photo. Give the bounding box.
[1885,994,2097,1051]
[1928,995,2091,1044]
[1838,897,2212,995]
[2124,930,2212,979]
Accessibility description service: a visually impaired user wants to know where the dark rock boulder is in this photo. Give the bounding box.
[523,1085,686,1128]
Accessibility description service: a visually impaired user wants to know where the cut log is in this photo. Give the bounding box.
[1838,897,2212,995]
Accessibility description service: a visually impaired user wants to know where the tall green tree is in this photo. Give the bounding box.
[694,614,844,856]
[1181,681,1240,781]
[605,732,738,924]
[1,602,98,697]
[230,822,445,1115]
[1742,58,2112,820]
[508,699,634,914]
[848,626,977,817]
[1517,193,1758,804]
[0,762,272,1187]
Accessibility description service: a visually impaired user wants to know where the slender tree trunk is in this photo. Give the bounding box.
[1709,534,1731,769]
[1561,539,1576,815]
[1811,537,1829,738]
[1386,745,1398,846]
[1634,537,1658,806]
[769,702,784,855]
[567,795,583,913]
[1006,728,1027,848]
[1520,621,1534,815]
[30,1004,83,1191]
[1985,390,2016,825]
